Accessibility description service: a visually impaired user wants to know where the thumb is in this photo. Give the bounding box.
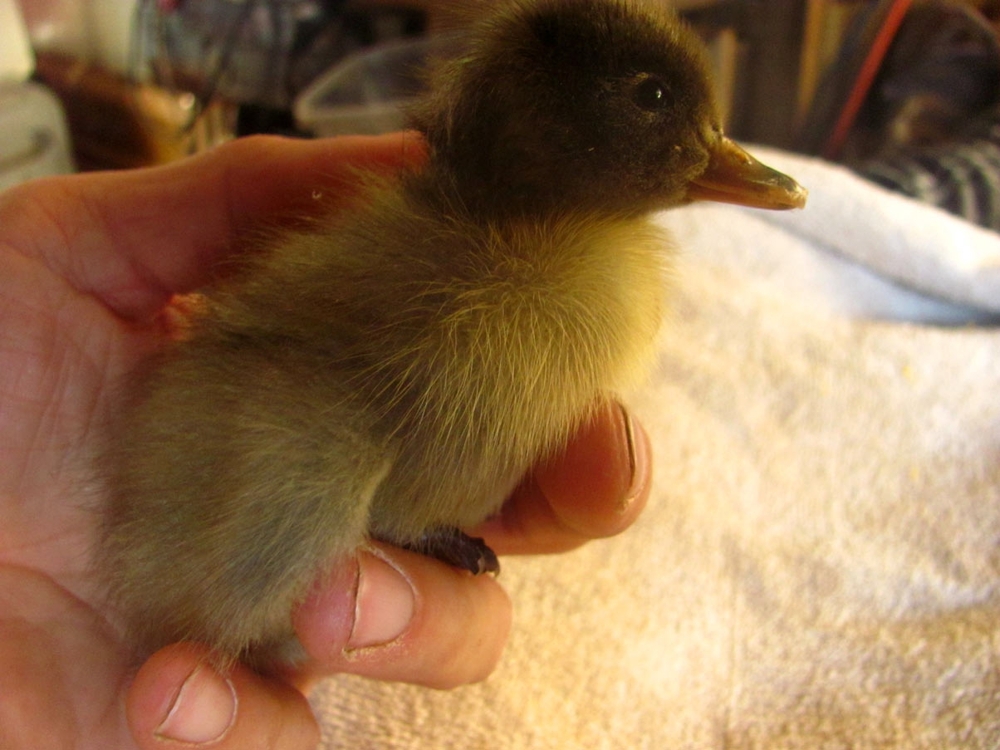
[126,643,319,750]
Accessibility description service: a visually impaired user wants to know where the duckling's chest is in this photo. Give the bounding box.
[374,214,671,458]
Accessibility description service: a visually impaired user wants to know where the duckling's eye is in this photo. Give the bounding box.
[633,77,670,112]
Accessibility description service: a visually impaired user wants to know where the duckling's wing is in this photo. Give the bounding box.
[102,342,394,664]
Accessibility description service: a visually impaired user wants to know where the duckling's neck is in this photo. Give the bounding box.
[413,150,653,224]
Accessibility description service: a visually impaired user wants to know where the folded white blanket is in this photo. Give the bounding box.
[311,150,1000,748]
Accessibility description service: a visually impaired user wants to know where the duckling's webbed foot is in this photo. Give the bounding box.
[398,527,500,575]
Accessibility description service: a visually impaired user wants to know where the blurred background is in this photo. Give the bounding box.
[3,0,999,230]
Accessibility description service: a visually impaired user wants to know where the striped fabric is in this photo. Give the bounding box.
[859,106,1000,233]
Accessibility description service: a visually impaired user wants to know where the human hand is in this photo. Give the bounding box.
[0,134,651,749]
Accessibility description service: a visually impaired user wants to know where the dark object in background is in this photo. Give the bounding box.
[854,3,1000,231]
[843,1,1000,159]
[32,52,214,170]
[859,104,1000,232]
[798,0,1000,232]
[679,0,807,149]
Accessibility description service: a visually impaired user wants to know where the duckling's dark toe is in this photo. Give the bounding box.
[398,528,500,575]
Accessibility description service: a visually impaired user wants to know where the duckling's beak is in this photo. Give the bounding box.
[687,136,807,210]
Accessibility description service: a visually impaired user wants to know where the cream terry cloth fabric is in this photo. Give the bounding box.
[310,150,1000,749]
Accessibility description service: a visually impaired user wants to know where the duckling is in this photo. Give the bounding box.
[99,0,806,671]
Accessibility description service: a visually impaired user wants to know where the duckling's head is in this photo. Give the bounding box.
[411,0,805,218]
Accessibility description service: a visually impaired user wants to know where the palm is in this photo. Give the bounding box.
[0,209,158,746]
[2,243,141,576]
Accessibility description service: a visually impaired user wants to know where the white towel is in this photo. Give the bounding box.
[310,150,1000,749]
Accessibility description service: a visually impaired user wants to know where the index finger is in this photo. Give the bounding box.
[0,133,425,321]
[474,401,652,555]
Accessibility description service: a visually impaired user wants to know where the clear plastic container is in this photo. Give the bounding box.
[294,34,463,137]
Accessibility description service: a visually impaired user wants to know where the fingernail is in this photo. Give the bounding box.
[155,665,237,744]
[618,402,649,503]
[347,551,416,651]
